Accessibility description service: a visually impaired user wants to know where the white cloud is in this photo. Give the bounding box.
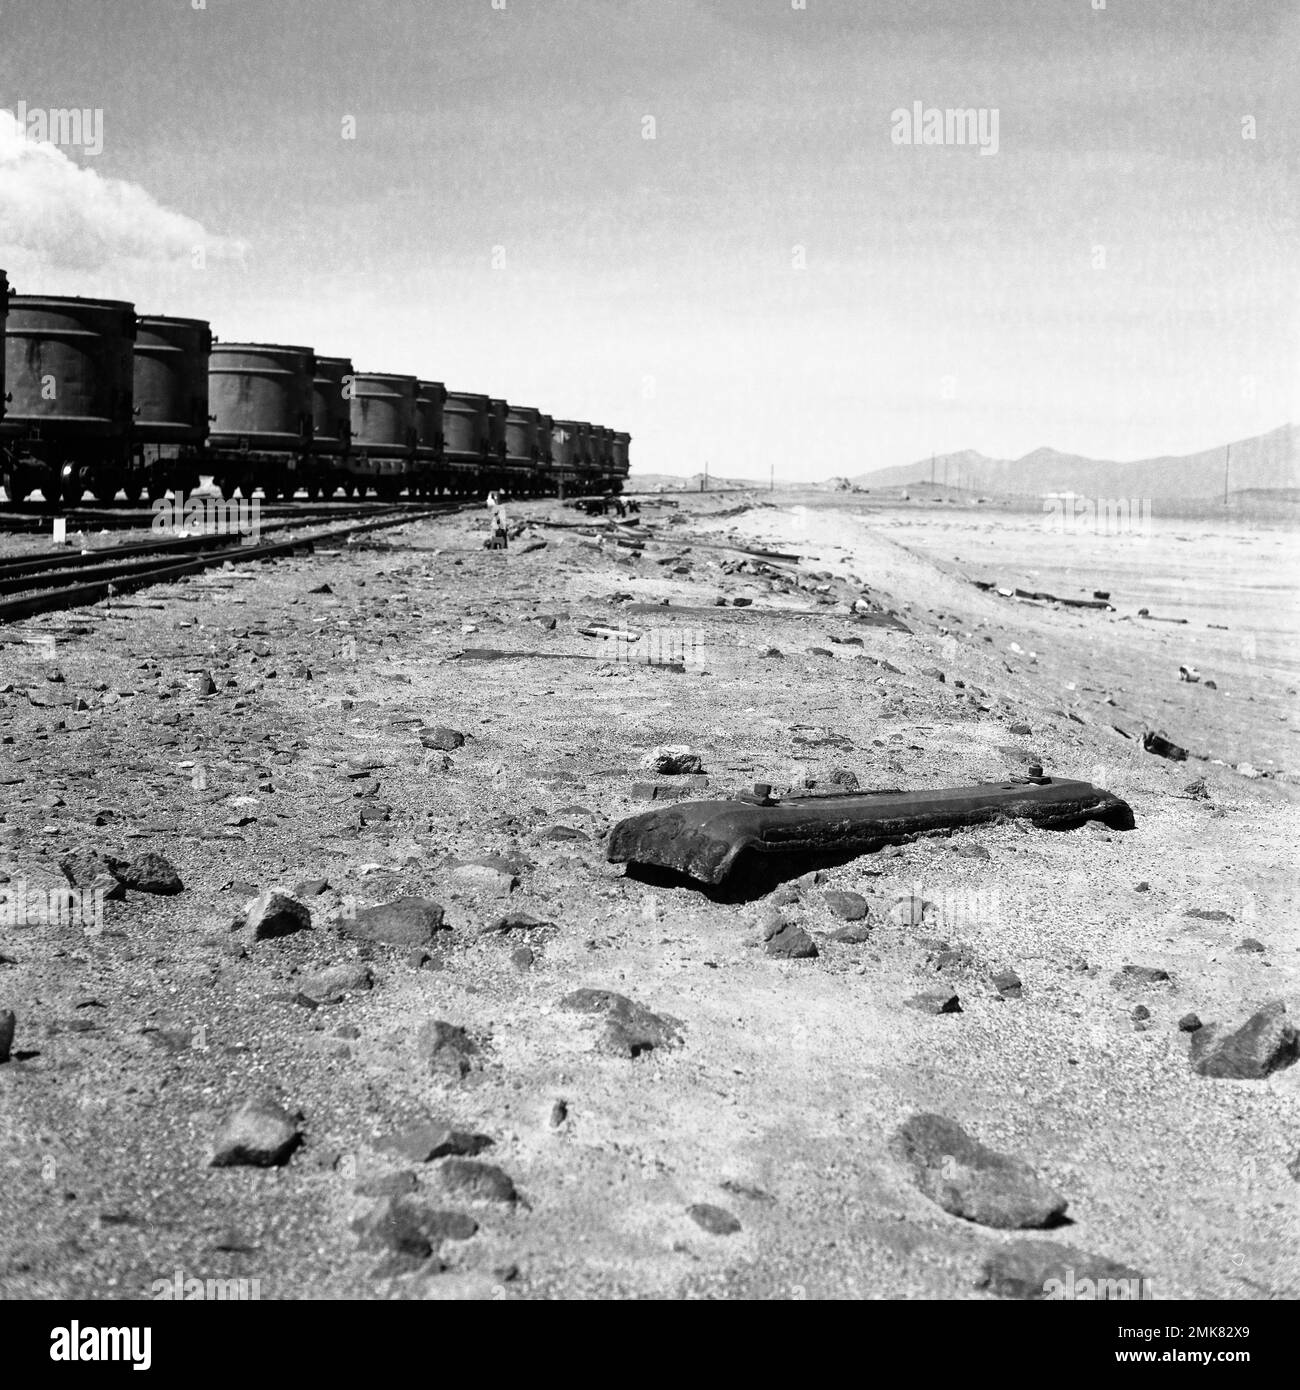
[0,110,246,279]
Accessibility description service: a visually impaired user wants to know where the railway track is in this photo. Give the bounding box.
[0,502,460,625]
[0,495,441,535]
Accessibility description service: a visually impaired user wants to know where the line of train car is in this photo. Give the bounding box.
[0,274,630,507]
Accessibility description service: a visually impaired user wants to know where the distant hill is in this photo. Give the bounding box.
[850,424,1298,498]
[626,471,766,492]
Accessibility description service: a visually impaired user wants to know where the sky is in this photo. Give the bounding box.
[0,0,1296,479]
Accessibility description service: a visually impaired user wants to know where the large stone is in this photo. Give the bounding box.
[765,924,818,959]
[823,890,869,921]
[419,726,466,751]
[376,1122,493,1163]
[687,1204,741,1236]
[350,896,446,947]
[352,1197,477,1256]
[559,988,684,1057]
[432,1159,518,1205]
[59,849,125,902]
[299,963,374,1002]
[244,890,311,940]
[446,858,518,894]
[893,1113,1067,1229]
[980,1239,1151,1300]
[417,1020,479,1077]
[109,851,183,896]
[1111,964,1171,989]
[639,745,704,775]
[1189,1001,1299,1080]
[211,1097,301,1168]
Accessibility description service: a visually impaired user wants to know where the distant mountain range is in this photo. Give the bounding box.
[849,424,1298,498]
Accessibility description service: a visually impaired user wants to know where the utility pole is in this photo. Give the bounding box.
[1223,443,1230,505]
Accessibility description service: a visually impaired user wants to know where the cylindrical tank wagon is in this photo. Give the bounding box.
[309,355,353,499]
[1,293,137,506]
[347,372,418,499]
[414,379,447,498]
[208,342,315,501]
[131,314,212,502]
[0,271,8,441]
[443,390,491,496]
[504,404,542,493]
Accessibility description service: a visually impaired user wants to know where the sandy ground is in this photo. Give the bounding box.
[0,493,1296,1301]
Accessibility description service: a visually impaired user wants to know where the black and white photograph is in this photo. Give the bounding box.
[0,0,1296,1339]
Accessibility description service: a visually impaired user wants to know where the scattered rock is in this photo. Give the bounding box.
[446,858,518,894]
[823,890,868,921]
[765,924,818,959]
[349,897,446,947]
[905,991,962,1015]
[1189,1001,1298,1080]
[1110,964,1170,989]
[893,1113,1066,1228]
[417,1021,480,1078]
[686,1204,741,1236]
[481,911,551,935]
[299,963,374,1002]
[639,745,704,775]
[58,849,125,902]
[1183,777,1209,800]
[1234,938,1266,954]
[244,890,312,941]
[377,1122,493,1163]
[991,970,1023,999]
[1185,907,1232,922]
[1008,722,1032,736]
[757,906,787,941]
[830,922,872,944]
[353,1172,419,1199]
[510,947,535,971]
[980,1240,1150,1300]
[352,1197,478,1256]
[294,877,330,898]
[420,726,466,751]
[211,1097,302,1168]
[432,1159,518,1205]
[1178,1013,1202,1032]
[559,988,684,1056]
[0,1009,14,1063]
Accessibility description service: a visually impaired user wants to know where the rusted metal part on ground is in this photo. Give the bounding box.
[453,647,684,671]
[621,601,910,632]
[972,579,1114,611]
[1142,731,1188,761]
[608,775,1135,887]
